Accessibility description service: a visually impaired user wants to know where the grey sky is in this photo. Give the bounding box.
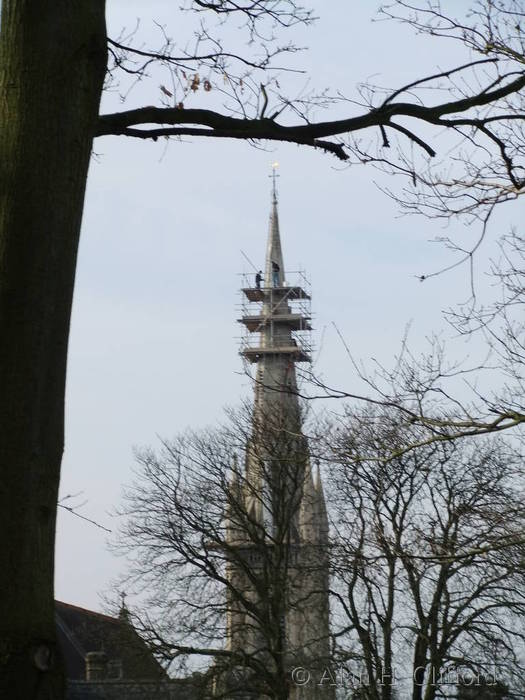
[54,2,520,610]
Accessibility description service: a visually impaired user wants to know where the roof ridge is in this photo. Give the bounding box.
[55,600,120,624]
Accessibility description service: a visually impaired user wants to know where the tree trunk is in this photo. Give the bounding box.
[0,3,107,698]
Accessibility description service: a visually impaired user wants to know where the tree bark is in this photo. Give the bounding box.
[0,2,107,698]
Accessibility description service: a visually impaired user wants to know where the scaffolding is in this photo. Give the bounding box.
[237,270,313,364]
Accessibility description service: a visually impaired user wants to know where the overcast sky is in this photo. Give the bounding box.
[54,1,521,612]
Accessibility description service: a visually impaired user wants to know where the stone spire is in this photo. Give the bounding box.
[239,179,316,516]
[230,180,333,699]
[264,177,285,290]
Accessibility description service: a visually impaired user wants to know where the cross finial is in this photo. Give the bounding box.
[118,590,131,622]
[269,161,280,202]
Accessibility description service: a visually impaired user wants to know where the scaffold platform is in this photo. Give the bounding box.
[238,313,312,333]
[240,345,311,363]
[241,286,310,302]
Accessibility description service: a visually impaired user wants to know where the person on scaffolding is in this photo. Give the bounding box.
[272,260,280,287]
[255,270,263,289]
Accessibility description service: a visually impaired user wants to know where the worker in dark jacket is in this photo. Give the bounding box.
[255,270,263,289]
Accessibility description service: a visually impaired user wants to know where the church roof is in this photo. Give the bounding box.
[55,600,167,682]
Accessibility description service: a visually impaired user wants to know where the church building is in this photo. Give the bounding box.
[221,176,334,699]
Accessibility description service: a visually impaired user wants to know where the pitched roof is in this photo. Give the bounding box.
[55,601,167,682]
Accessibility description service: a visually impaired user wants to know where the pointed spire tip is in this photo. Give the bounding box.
[270,162,280,204]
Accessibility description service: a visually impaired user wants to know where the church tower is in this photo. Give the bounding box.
[224,175,333,699]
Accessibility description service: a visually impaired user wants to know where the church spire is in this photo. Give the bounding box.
[265,166,285,290]
[239,173,311,366]
[229,179,334,696]
[238,173,313,536]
